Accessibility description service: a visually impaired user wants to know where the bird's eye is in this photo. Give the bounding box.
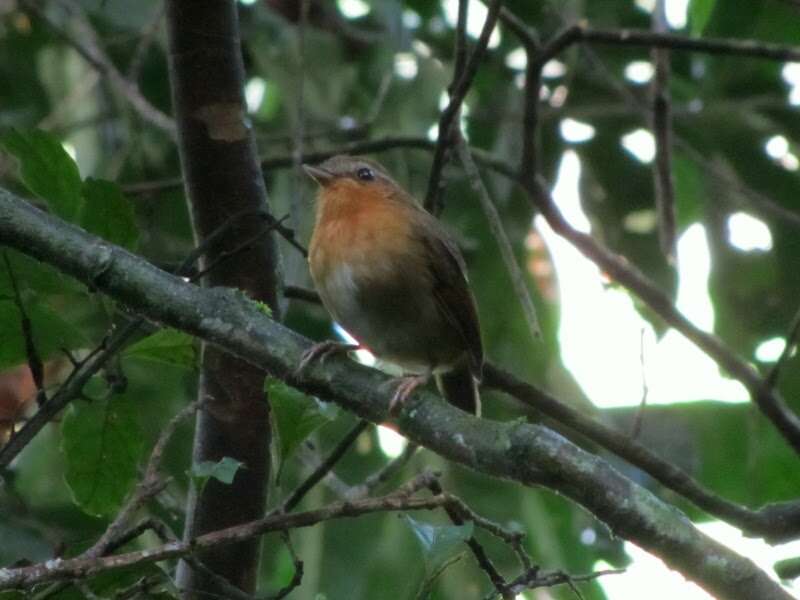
[356,167,374,181]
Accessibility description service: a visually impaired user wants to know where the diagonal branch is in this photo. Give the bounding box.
[455,138,541,338]
[483,364,800,543]
[424,0,503,214]
[0,189,793,600]
[522,174,800,455]
[22,0,175,135]
[199,282,800,542]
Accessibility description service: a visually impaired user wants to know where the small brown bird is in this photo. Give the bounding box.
[303,155,484,415]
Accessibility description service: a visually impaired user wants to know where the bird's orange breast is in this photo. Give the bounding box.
[309,180,414,282]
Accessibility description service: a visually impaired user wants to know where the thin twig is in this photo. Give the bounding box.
[284,285,322,304]
[483,363,800,543]
[0,320,141,468]
[497,7,540,49]
[520,27,800,453]
[289,0,310,237]
[85,400,201,558]
[268,531,304,600]
[423,0,470,216]
[630,328,649,439]
[524,173,800,454]
[455,138,541,338]
[575,40,800,232]
[452,0,470,86]
[347,441,419,500]
[424,0,503,214]
[765,304,800,389]
[520,43,542,179]
[282,419,371,512]
[651,1,677,262]
[0,207,275,468]
[122,136,518,195]
[427,478,511,599]
[23,0,175,135]
[531,23,800,69]
[190,216,294,283]
[490,567,625,599]
[2,252,46,406]
[126,3,165,82]
[0,481,458,590]
[362,73,393,130]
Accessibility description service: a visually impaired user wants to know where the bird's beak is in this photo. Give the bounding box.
[303,164,335,186]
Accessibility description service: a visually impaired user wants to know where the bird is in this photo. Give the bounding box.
[302,154,484,415]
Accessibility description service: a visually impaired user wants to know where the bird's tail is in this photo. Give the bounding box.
[435,364,481,416]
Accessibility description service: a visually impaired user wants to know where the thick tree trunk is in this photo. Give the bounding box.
[165,1,282,596]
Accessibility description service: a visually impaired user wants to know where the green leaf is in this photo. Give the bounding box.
[265,377,336,477]
[189,456,245,490]
[0,249,76,296]
[0,129,82,221]
[79,178,139,250]
[689,0,716,35]
[123,329,196,369]
[0,299,88,370]
[403,515,473,575]
[62,391,145,517]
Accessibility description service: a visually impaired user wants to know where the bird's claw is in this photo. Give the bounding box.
[388,373,430,417]
[295,341,359,377]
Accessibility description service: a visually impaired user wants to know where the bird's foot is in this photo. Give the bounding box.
[388,373,430,417]
[295,341,360,376]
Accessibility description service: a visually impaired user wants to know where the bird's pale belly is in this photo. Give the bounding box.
[313,261,463,374]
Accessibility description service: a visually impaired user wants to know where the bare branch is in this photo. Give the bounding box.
[483,363,800,543]
[650,0,677,262]
[2,252,46,406]
[22,0,175,135]
[122,136,519,195]
[0,320,141,469]
[424,0,503,214]
[427,477,511,599]
[85,400,201,558]
[282,419,370,512]
[531,23,800,69]
[0,189,793,599]
[522,174,800,454]
[765,304,800,389]
[455,137,541,338]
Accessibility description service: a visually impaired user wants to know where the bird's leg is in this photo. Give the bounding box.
[295,340,360,375]
[388,371,431,416]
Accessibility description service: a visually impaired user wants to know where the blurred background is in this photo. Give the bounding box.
[1,0,800,598]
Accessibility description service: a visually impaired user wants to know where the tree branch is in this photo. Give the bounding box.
[455,138,541,338]
[0,189,792,600]
[531,23,800,70]
[650,0,677,262]
[424,0,503,214]
[258,279,800,541]
[23,0,175,135]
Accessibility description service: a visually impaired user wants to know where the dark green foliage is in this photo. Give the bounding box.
[1,1,799,599]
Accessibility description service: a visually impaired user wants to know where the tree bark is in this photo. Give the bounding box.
[165,2,282,596]
[0,189,793,600]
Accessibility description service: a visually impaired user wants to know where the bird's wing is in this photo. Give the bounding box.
[416,216,484,379]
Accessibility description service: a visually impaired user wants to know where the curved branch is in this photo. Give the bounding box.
[523,175,800,455]
[0,190,792,600]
